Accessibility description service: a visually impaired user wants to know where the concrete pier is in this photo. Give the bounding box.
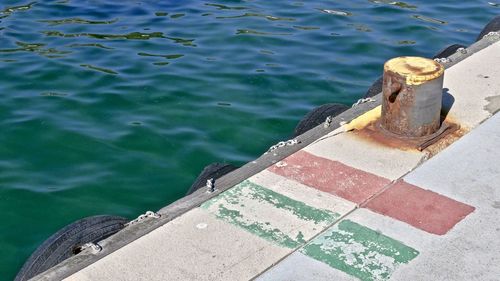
[32,34,500,281]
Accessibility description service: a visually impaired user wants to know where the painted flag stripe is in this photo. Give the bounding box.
[301,219,419,281]
[363,180,475,235]
[268,150,391,204]
[201,180,340,248]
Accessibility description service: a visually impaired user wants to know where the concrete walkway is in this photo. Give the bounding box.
[259,112,500,281]
[34,36,500,281]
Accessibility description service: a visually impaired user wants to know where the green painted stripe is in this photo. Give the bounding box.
[301,220,419,281]
[201,180,339,248]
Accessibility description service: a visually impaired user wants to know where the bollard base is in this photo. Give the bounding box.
[353,119,459,152]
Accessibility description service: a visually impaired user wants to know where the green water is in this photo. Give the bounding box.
[0,0,497,279]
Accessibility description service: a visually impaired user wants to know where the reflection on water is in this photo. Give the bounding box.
[236,29,292,36]
[369,0,417,9]
[0,41,71,58]
[39,18,118,25]
[41,31,196,46]
[137,53,184,59]
[216,13,295,21]
[0,1,36,18]
[319,9,352,16]
[0,0,497,279]
[80,64,118,75]
[68,43,114,50]
[205,3,248,10]
[42,30,165,40]
[412,14,448,25]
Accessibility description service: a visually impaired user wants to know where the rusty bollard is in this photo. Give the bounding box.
[381,56,445,138]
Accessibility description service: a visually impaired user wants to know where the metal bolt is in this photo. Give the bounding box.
[206,178,215,193]
[381,56,445,138]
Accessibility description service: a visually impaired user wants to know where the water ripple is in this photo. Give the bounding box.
[39,18,118,26]
[318,9,352,16]
[205,3,248,10]
[80,64,118,74]
[41,30,196,46]
[0,41,71,57]
[236,29,292,36]
[369,0,417,9]
[412,14,448,25]
[216,13,295,21]
[0,1,36,18]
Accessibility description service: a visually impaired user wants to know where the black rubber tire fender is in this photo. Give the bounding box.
[15,215,128,281]
[363,76,383,98]
[293,103,349,137]
[432,44,466,59]
[476,15,500,41]
[186,163,238,195]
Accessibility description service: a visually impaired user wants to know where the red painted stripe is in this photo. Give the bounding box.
[268,150,391,204]
[364,180,475,235]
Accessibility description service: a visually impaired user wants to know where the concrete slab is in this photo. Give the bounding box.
[268,150,392,204]
[65,208,290,281]
[303,132,426,181]
[403,113,500,207]
[443,40,500,129]
[256,252,358,281]
[390,113,500,280]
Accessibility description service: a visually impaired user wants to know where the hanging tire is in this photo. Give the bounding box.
[432,44,466,59]
[363,76,383,98]
[293,103,349,137]
[476,15,500,41]
[186,163,238,195]
[15,215,128,281]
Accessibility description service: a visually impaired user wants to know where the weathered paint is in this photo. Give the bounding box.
[201,180,339,248]
[301,220,419,281]
[382,56,444,137]
[344,106,381,131]
[384,56,444,85]
[250,170,356,216]
[363,180,475,235]
[268,150,391,204]
[256,252,359,281]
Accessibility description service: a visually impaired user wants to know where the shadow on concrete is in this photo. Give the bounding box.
[441,87,454,123]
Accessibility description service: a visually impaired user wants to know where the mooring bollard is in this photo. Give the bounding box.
[381,56,445,138]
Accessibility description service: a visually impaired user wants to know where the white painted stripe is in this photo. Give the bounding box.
[249,170,356,214]
[303,132,426,180]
